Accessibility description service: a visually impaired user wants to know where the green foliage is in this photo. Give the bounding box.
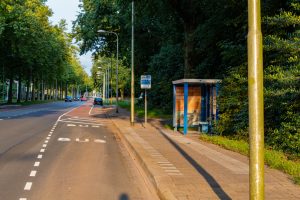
[215,0,300,157]
[0,0,89,103]
[74,0,300,158]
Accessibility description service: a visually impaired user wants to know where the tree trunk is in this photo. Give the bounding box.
[41,80,44,101]
[25,78,30,102]
[7,78,13,104]
[31,79,35,101]
[120,88,124,100]
[17,77,21,103]
[65,82,68,98]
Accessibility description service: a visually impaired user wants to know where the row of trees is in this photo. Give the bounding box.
[74,0,299,156]
[0,0,90,103]
[91,56,130,100]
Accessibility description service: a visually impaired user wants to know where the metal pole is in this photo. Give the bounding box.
[130,0,135,125]
[106,69,109,102]
[248,0,264,199]
[110,56,113,105]
[2,64,4,102]
[55,78,58,100]
[116,34,119,113]
[145,89,147,124]
[103,73,105,99]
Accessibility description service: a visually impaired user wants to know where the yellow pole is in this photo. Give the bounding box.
[248,0,264,199]
[130,1,135,126]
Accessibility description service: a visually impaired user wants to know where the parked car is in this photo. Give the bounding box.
[93,97,103,105]
[80,96,87,101]
[73,97,80,101]
[65,96,73,102]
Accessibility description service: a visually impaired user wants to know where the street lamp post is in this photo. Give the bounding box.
[248,0,264,199]
[98,30,119,112]
[131,0,135,125]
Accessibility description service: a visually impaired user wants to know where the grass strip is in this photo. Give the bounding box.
[118,100,172,119]
[199,134,300,185]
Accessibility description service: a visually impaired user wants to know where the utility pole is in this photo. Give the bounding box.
[248,0,264,199]
[130,0,135,125]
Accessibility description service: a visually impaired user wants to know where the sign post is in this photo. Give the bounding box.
[141,75,151,124]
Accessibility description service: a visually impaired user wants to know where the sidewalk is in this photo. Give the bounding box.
[105,107,300,200]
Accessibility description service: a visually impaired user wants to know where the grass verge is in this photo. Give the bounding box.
[199,134,300,185]
[118,100,172,119]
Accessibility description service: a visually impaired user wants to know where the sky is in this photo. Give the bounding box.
[46,0,93,76]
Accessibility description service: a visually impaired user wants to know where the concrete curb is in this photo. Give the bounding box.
[106,112,177,200]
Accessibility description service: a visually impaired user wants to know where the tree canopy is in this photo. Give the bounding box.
[74,0,300,156]
[0,0,90,103]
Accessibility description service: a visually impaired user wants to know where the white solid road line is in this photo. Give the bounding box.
[68,117,100,122]
[30,170,37,177]
[89,105,95,115]
[58,120,103,126]
[24,182,32,190]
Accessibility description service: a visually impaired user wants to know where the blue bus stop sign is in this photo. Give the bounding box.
[141,75,151,89]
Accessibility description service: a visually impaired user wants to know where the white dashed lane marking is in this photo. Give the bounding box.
[29,170,37,177]
[75,138,89,143]
[94,139,106,143]
[58,138,71,142]
[24,182,32,191]
[40,149,45,153]
[34,162,40,167]
[37,154,43,159]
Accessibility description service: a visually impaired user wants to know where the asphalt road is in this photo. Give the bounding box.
[0,101,157,200]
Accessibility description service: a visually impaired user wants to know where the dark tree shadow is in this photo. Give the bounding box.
[157,128,232,200]
[119,193,129,200]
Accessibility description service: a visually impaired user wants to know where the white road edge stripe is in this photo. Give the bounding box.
[89,105,95,116]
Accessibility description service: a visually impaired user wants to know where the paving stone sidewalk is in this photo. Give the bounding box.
[105,107,300,200]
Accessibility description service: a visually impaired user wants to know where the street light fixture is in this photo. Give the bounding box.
[98,29,119,113]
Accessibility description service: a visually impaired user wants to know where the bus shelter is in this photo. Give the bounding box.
[172,79,222,135]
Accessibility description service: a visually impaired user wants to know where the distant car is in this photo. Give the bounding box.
[93,97,103,105]
[65,96,72,102]
[80,96,87,101]
[73,97,80,101]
